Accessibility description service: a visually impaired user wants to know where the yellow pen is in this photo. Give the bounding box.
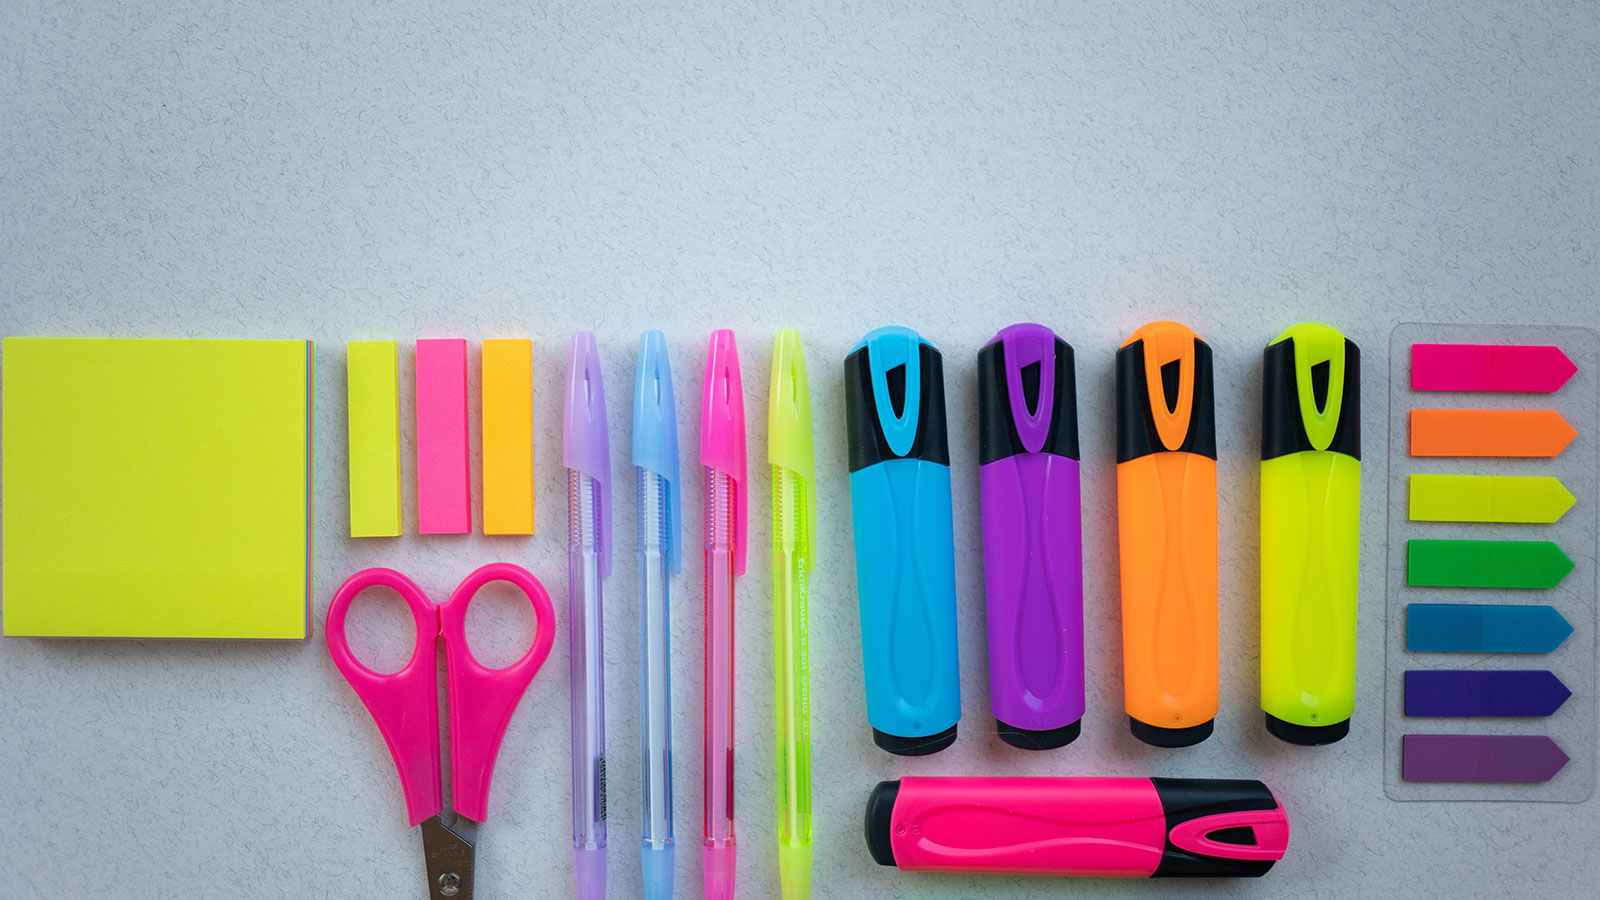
[1260,322,1360,745]
[769,328,815,900]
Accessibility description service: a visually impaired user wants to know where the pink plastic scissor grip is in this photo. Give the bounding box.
[326,568,443,827]
[438,562,557,823]
[326,564,557,827]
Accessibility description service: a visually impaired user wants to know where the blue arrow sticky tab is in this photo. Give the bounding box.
[1406,603,1574,653]
[1405,669,1572,717]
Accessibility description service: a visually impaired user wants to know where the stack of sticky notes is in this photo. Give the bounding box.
[1400,341,1582,786]
[2,338,314,639]
[345,338,535,538]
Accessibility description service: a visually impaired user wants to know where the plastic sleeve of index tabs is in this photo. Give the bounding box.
[482,339,535,534]
[347,341,402,537]
[416,339,471,534]
[1411,344,1577,392]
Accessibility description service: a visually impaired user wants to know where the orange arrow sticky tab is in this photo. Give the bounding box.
[1410,409,1577,458]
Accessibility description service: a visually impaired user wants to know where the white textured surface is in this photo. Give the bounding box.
[3,3,1598,898]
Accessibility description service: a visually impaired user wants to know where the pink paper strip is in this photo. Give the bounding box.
[416,339,471,534]
[1411,343,1577,392]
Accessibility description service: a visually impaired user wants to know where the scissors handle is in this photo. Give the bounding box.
[326,568,444,827]
[440,562,558,824]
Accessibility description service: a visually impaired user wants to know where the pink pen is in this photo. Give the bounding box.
[700,330,747,900]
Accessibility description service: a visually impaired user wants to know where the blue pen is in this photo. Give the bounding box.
[634,331,682,900]
[843,326,961,755]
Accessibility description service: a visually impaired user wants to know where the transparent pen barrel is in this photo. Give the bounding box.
[638,467,674,849]
[569,469,607,849]
[703,468,737,847]
[773,466,813,848]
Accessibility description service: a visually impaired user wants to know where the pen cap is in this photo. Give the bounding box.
[700,328,748,574]
[1116,322,1216,462]
[564,331,612,576]
[978,323,1079,463]
[845,326,950,472]
[633,330,682,573]
[769,327,817,570]
[1262,323,1360,460]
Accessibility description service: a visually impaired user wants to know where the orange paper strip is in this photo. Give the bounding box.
[1410,409,1576,458]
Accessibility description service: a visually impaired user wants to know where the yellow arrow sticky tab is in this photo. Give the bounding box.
[1409,474,1576,524]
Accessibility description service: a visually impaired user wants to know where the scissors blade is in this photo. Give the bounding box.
[420,814,476,900]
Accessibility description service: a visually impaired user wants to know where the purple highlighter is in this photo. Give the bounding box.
[977,324,1084,750]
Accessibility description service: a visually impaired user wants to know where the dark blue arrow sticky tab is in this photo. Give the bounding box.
[1405,669,1572,717]
[1406,603,1574,653]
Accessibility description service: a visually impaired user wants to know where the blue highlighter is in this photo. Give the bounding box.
[844,326,961,755]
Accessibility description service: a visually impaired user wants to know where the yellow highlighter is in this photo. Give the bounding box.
[1260,323,1360,745]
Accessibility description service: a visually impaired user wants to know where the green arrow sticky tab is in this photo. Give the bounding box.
[1409,474,1576,524]
[1408,540,1575,588]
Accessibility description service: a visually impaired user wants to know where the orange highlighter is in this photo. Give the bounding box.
[1115,322,1218,747]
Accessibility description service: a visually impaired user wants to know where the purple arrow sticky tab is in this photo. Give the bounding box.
[1405,670,1572,718]
[1402,734,1570,783]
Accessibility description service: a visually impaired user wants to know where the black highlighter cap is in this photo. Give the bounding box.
[1130,716,1214,748]
[996,717,1082,750]
[864,780,902,867]
[977,327,1080,465]
[845,328,950,472]
[1264,711,1350,745]
[1150,778,1282,878]
[873,724,958,756]
[1115,333,1217,463]
[1262,331,1360,461]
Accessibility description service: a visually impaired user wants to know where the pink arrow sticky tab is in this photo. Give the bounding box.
[1411,344,1578,392]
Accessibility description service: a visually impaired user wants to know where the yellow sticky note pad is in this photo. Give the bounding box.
[482,338,535,534]
[2,338,314,638]
[347,341,402,537]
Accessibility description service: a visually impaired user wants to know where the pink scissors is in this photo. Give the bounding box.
[327,563,556,900]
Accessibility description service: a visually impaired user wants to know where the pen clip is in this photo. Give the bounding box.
[633,331,682,574]
[769,328,817,572]
[701,329,748,575]
[997,324,1056,454]
[564,331,613,576]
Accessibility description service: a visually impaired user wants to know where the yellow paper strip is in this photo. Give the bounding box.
[1409,474,1576,524]
[347,341,402,537]
[482,338,535,534]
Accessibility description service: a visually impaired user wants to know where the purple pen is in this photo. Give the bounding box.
[566,332,612,900]
[976,324,1084,749]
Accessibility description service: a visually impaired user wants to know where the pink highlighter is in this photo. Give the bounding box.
[865,776,1289,879]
